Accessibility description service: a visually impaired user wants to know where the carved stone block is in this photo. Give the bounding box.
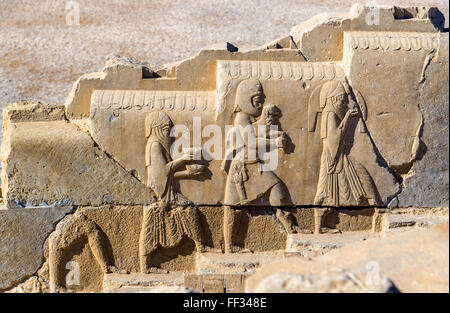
[0,4,447,293]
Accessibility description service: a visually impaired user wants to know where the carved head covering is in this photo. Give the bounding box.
[145,111,173,153]
[233,79,264,114]
[319,81,347,109]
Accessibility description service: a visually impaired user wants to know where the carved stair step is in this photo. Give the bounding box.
[286,232,372,257]
[195,251,286,275]
[103,272,185,293]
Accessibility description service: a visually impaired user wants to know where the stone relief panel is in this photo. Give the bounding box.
[0,4,447,293]
[90,90,215,182]
[215,61,398,206]
[139,111,210,273]
[88,59,399,207]
[308,80,382,206]
[215,60,344,119]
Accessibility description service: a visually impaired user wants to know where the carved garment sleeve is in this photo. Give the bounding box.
[146,141,170,199]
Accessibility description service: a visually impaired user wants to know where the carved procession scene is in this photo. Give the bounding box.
[0,4,448,293]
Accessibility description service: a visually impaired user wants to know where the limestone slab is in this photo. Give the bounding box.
[103,272,185,292]
[247,222,449,293]
[0,206,71,290]
[286,232,372,257]
[344,31,440,169]
[395,33,449,208]
[1,119,154,208]
[196,251,286,275]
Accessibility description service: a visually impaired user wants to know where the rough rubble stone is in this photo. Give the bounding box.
[246,223,449,293]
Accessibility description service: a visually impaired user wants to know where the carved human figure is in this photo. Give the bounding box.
[48,212,117,292]
[221,79,301,253]
[314,81,381,207]
[139,111,206,274]
[255,103,308,233]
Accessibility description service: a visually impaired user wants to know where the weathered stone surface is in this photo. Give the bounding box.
[250,268,398,293]
[3,101,66,123]
[1,119,154,208]
[196,251,286,275]
[247,222,449,293]
[31,205,295,291]
[103,272,185,293]
[344,31,440,169]
[65,55,155,119]
[11,205,388,292]
[2,205,445,293]
[82,54,401,206]
[0,4,448,293]
[9,5,448,213]
[291,4,444,62]
[384,207,449,231]
[395,33,449,208]
[67,49,304,119]
[0,206,71,290]
[286,231,372,258]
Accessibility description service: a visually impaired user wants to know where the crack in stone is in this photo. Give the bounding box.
[0,206,76,292]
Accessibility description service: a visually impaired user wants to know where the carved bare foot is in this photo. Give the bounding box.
[197,244,222,253]
[195,242,222,253]
[319,227,341,234]
[224,245,253,254]
[142,267,169,274]
[195,242,207,253]
[104,265,120,274]
[106,266,129,274]
[284,224,308,234]
[296,228,314,234]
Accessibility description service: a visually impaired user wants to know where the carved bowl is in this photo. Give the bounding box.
[186,164,206,174]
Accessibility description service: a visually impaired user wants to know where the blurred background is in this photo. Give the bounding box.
[0,0,448,138]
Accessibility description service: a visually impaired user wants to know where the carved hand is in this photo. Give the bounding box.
[181,147,201,161]
[348,108,359,118]
[190,171,203,178]
[275,132,287,149]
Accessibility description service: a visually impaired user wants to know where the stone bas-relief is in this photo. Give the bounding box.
[0,4,448,293]
[310,80,382,207]
[140,111,208,274]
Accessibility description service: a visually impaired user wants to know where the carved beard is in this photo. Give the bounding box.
[330,95,348,120]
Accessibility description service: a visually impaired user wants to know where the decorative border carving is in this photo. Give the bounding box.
[216,61,344,118]
[345,32,440,51]
[91,90,216,113]
[217,60,344,81]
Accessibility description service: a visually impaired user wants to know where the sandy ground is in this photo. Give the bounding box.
[0,0,448,136]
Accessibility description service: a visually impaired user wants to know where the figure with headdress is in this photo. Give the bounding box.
[139,111,206,274]
[221,79,302,253]
[313,80,381,208]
